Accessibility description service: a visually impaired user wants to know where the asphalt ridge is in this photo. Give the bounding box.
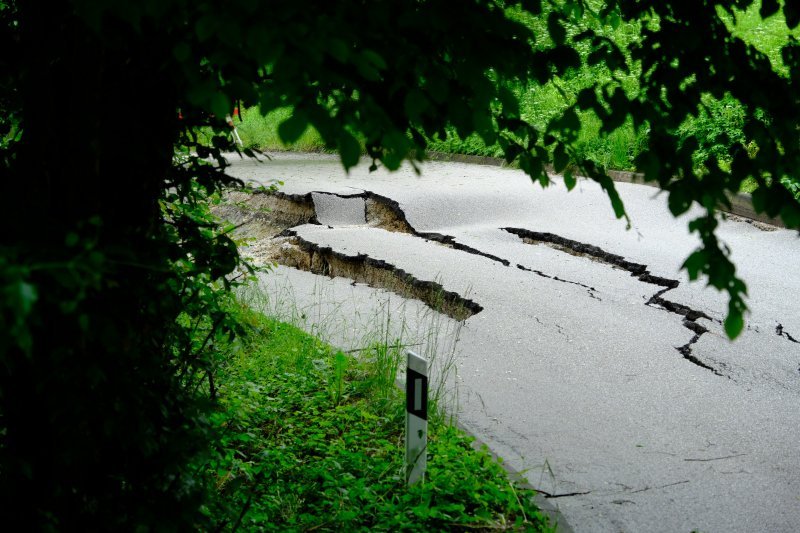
[226,153,800,533]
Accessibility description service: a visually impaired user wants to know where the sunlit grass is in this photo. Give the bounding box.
[722,2,800,76]
[234,106,327,153]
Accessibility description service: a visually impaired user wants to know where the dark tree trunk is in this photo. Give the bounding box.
[1,2,203,528]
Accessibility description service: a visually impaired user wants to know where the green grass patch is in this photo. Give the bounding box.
[721,2,800,77]
[234,107,327,153]
[199,302,552,531]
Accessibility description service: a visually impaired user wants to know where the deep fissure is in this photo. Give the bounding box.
[320,191,614,299]
[225,188,599,295]
[322,190,512,265]
[215,189,319,239]
[275,230,482,321]
[502,227,720,375]
[215,189,488,320]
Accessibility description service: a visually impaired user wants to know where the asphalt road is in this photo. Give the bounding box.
[227,152,800,533]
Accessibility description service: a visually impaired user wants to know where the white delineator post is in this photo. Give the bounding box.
[405,351,428,486]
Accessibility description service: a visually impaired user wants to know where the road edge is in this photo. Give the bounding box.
[454,420,576,533]
[425,151,786,229]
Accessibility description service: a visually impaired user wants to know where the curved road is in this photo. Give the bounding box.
[227,153,800,533]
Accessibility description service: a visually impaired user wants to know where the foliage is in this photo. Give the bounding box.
[613,0,800,335]
[200,305,549,531]
[230,2,800,182]
[0,164,249,528]
[676,94,750,170]
[2,0,800,528]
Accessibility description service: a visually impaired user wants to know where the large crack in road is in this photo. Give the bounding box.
[319,189,513,265]
[274,229,482,321]
[776,323,800,344]
[222,188,618,303]
[501,227,721,376]
[214,189,318,238]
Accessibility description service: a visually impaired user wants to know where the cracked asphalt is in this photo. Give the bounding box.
[226,152,800,533]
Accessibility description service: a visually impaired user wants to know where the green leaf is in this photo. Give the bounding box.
[724,310,744,339]
[425,76,449,104]
[172,42,191,62]
[608,10,621,30]
[553,143,569,173]
[576,88,597,111]
[278,112,308,144]
[355,51,384,81]
[210,93,230,118]
[13,281,38,315]
[404,90,429,120]
[503,142,523,164]
[667,187,692,216]
[634,150,660,182]
[498,86,520,119]
[521,0,542,15]
[563,169,576,190]
[785,0,800,29]
[328,39,349,62]
[65,232,79,247]
[473,110,496,146]
[760,0,780,18]
[780,202,800,228]
[338,131,361,169]
[605,181,626,218]
[547,12,566,45]
[549,45,581,75]
[682,250,707,280]
[362,49,387,70]
[549,108,580,142]
[195,14,219,42]
[186,80,215,107]
[750,188,766,214]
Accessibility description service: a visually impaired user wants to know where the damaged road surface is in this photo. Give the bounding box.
[222,153,800,533]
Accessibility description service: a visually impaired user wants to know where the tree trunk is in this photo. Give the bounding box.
[1,3,202,528]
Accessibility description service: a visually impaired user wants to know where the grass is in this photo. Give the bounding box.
[197,294,552,531]
[235,107,327,153]
[721,2,800,77]
[240,272,468,415]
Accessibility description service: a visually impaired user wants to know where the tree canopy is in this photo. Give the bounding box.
[1,0,799,528]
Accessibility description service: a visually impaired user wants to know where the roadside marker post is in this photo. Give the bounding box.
[405,351,428,486]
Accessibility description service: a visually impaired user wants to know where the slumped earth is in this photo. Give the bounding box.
[220,152,800,533]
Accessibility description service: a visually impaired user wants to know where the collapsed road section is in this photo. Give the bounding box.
[215,189,482,321]
[318,189,512,265]
[214,189,318,239]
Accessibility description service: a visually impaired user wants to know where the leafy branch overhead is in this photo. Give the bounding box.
[88,0,797,338]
